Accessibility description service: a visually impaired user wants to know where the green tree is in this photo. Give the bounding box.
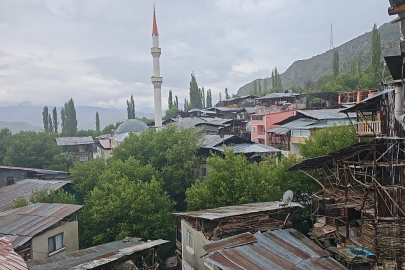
[184,98,189,111]
[202,87,205,108]
[52,107,58,133]
[358,52,362,78]
[48,114,53,133]
[350,58,357,76]
[168,90,173,109]
[80,177,174,247]
[263,79,268,95]
[95,112,100,133]
[45,153,76,172]
[126,95,135,119]
[253,80,258,95]
[164,107,180,120]
[225,88,230,100]
[271,68,283,92]
[258,82,262,96]
[219,92,222,102]
[3,197,29,211]
[0,128,12,164]
[189,73,202,109]
[174,95,179,109]
[112,126,202,198]
[332,49,340,77]
[61,98,77,136]
[30,188,77,204]
[300,124,358,158]
[206,89,212,108]
[371,24,382,82]
[42,106,49,132]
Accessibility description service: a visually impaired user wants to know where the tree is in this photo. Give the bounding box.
[358,52,362,78]
[189,73,202,109]
[206,89,212,108]
[332,49,340,77]
[184,98,189,111]
[95,112,100,133]
[271,68,283,92]
[164,107,180,120]
[258,82,262,96]
[219,92,222,102]
[371,24,382,82]
[80,177,174,247]
[174,95,179,109]
[253,80,258,95]
[202,87,205,108]
[126,95,135,119]
[42,106,49,132]
[112,125,202,199]
[61,98,77,136]
[300,124,358,159]
[48,114,53,133]
[0,128,12,164]
[30,188,77,204]
[263,79,268,95]
[168,90,173,109]
[225,88,230,100]
[45,153,76,172]
[52,107,58,133]
[61,107,66,134]
[350,58,357,76]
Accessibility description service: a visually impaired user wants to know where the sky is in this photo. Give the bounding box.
[0,0,392,112]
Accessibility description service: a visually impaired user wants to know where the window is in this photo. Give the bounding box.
[252,126,257,133]
[79,156,89,162]
[185,229,194,254]
[291,130,310,137]
[252,115,263,121]
[48,233,64,253]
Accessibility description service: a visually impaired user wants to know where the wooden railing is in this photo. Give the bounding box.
[356,121,381,135]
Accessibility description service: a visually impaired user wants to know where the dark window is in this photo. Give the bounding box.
[252,116,263,121]
[48,233,64,253]
[202,167,207,176]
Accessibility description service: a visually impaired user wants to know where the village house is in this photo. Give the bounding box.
[56,136,94,162]
[0,203,82,261]
[26,237,168,270]
[173,201,302,270]
[96,138,112,164]
[217,95,257,108]
[0,165,69,185]
[202,229,346,270]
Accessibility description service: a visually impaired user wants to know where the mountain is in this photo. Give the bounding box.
[237,22,401,96]
[0,103,155,132]
[0,121,42,133]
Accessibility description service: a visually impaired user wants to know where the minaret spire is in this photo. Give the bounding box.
[151,5,163,128]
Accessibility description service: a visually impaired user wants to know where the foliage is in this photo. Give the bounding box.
[174,95,179,109]
[61,98,77,136]
[184,98,189,111]
[52,107,58,133]
[201,87,206,108]
[224,88,230,100]
[332,49,339,77]
[42,106,49,132]
[48,114,53,133]
[101,122,121,135]
[112,125,202,198]
[2,131,60,168]
[189,73,203,109]
[371,24,382,80]
[69,158,107,197]
[206,89,212,108]
[300,124,358,158]
[0,128,12,164]
[163,107,180,120]
[80,177,175,247]
[350,58,357,76]
[95,112,100,133]
[139,117,154,125]
[44,153,76,171]
[2,197,29,211]
[271,67,283,92]
[168,90,173,109]
[30,188,77,204]
[126,95,135,119]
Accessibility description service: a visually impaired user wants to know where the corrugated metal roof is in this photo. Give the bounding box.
[213,107,246,112]
[200,135,235,148]
[298,109,355,120]
[213,143,281,154]
[256,92,301,100]
[0,179,70,210]
[267,119,318,134]
[0,203,82,249]
[56,136,94,146]
[98,139,111,149]
[173,202,303,220]
[26,237,168,270]
[243,107,256,114]
[0,237,28,270]
[0,166,68,175]
[204,229,346,270]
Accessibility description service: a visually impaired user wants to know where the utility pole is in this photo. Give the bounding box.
[330,24,334,50]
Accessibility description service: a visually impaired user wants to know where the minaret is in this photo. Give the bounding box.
[151,5,163,128]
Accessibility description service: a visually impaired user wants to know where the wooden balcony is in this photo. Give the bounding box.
[356,121,382,136]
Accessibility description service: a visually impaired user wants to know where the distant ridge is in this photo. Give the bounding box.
[0,121,42,133]
[237,22,400,96]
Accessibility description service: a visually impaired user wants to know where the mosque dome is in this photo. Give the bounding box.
[116,119,149,134]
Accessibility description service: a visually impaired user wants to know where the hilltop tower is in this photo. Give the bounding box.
[151,6,163,127]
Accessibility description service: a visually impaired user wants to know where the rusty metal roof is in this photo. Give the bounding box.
[98,139,111,149]
[0,203,82,249]
[173,202,302,220]
[0,179,70,210]
[56,136,94,146]
[0,237,28,270]
[204,229,346,270]
[212,143,281,154]
[27,237,168,269]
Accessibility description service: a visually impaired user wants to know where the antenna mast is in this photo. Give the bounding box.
[330,24,334,50]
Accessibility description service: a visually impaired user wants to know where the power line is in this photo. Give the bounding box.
[330,24,334,50]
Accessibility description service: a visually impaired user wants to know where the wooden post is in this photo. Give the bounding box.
[344,164,350,239]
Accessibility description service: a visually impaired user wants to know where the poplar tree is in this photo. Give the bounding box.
[48,114,53,133]
[96,112,100,133]
[350,58,357,76]
[253,80,258,95]
[219,92,222,102]
[42,106,49,132]
[174,95,179,109]
[332,49,339,77]
[225,88,230,100]
[126,95,135,119]
[258,82,262,96]
[202,87,205,108]
[61,98,77,136]
[52,107,58,133]
[263,79,268,95]
[358,52,362,78]
[168,90,173,109]
[184,98,189,111]
[371,24,382,80]
[206,90,212,108]
[189,73,201,109]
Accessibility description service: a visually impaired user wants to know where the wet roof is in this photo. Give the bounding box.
[267,119,318,134]
[200,135,252,148]
[27,237,168,270]
[0,237,28,270]
[212,143,281,154]
[56,136,94,146]
[173,201,302,220]
[256,92,301,100]
[0,203,82,249]
[0,179,70,210]
[204,229,346,270]
[298,108,354,120]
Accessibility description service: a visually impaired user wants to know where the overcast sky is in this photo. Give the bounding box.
[0,0,392,112]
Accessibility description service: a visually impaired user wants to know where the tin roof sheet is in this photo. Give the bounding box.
[0,179,70,210]
[256,93,301,100]
[0,237,28,270]
[0,166,68,175]
[267,119,318,134]
[56,136,94,146]
[297,109,355,120]
[213,143,281,154]
[98,139,111,149]
[173,201,302,220]
[27,238,168,270]
[0,203,82,249]
[204,228,346,270]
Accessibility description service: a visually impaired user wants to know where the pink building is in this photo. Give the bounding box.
[251,110,297,145]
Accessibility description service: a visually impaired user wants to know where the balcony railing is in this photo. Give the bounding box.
[356,121,381,136]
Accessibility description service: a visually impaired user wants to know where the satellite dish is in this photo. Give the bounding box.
[282,190,294,205]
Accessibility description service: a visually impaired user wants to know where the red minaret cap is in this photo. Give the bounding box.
[152,5,158,35]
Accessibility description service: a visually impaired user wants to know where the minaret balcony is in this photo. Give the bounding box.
[151,47,161,54]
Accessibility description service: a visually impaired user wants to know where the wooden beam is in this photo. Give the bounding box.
[390,15,405,24]
[388,4,405,15]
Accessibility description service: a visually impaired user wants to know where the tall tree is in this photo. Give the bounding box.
[350,58,357,76]
[60,107,66,134]
[272,68,283,92]
[332,49,340,77]
[358,52,362,78]
[52,107,58,133]
[0,128,12,165]
[168,90,173,109]
[126,95,135,119]
[48,114,53,133]
[253,80,258,95]
[219,92,222,102]
[61,98,78,136]
[174,95,179,109]
[225,88,230,100]
[95,112,100,133]
[184,98,189,111]
[189,73,202,109]
[42,106,49,132]
[206,89,212,108]
[371,24,382,81]
[202,87,205,108]
[263,79,268,95]
[258,82,262,96]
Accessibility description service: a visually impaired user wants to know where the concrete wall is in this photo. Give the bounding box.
[31,221,79,260]
[0,169,26,185]
[181,220,217,270]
